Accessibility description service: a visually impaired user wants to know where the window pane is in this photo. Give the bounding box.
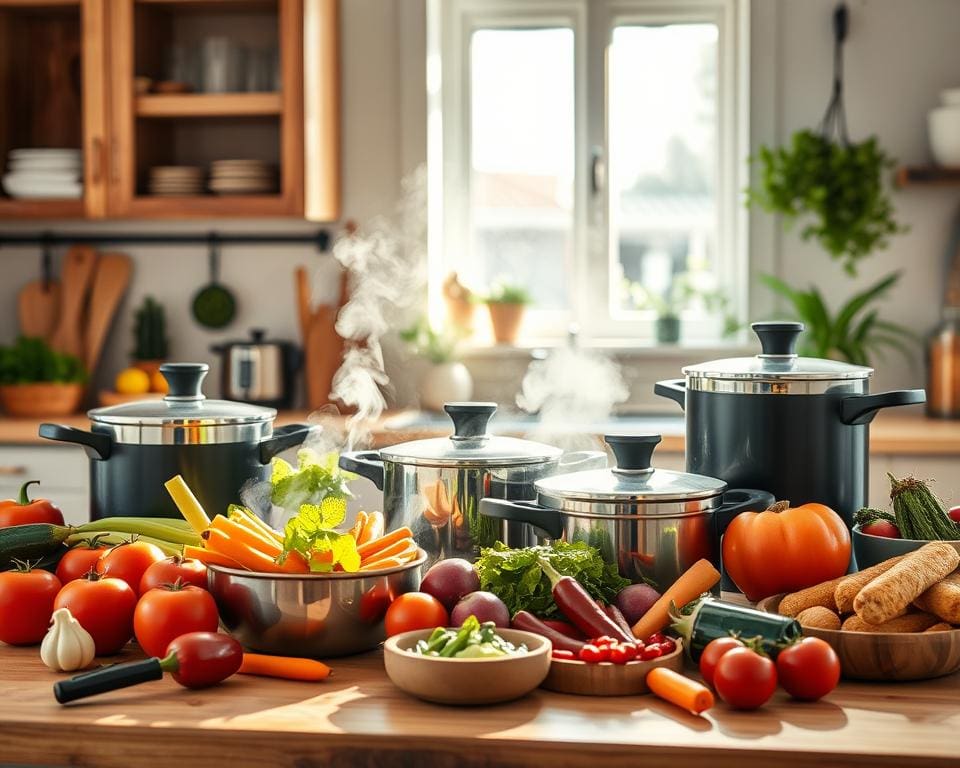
[468,28,574,311]
[609,24,721,320]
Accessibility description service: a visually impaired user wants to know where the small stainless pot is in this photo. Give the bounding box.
[340,402,605,566]
[479,434,773,593]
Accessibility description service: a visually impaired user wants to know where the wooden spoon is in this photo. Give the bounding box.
[49,245,98,359]
[18,279,61,341]
[84,252,133,374]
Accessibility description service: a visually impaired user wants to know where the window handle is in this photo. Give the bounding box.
[590,146,605,195]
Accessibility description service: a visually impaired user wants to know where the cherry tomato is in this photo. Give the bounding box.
[595,636,617,645]
[775,637,841,701]
[56,541,110,584]
[383,592,449,637]
[640,643,663,661]
[579,644,602,663]
[596,644,612,661]
[134,583,220,658]
[54,573,137,655]
[699,636,745,687]
[165,632,243,688]
[713,647,778,710]
[647,632,668,645]
[96,540,167,592]
[609,645,631,664]
[948,506,960,524]
[0,481,64,527]
[620,642,638,661]
[139,556,208,595]
[552,649,576,660]
[0,563,61,645]
[861,520,900,539]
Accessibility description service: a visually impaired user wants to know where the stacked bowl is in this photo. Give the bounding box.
[2,148,82,199]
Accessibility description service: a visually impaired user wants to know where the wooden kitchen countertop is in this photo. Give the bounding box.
[1,645,958,768]
[2,409,960,455]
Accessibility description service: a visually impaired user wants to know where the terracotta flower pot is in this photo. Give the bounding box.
[0,382,84,418]
[487,303,526,344]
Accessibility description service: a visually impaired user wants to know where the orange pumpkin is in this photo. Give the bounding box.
[722,500,851,602]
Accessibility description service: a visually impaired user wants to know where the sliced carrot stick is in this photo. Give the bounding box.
[359,556,405,572]
[183,545,246,570]
[211,515,282,557]
[279,550,310,573]
[631,558,721,640]
[359,536,415,565]
[349,511,368,541]
[356,527,413,559]
[238,653,331,681]
[204,528,284,573]
[358,511,383,545]
[646,667,713,715]
[230,506,283,544]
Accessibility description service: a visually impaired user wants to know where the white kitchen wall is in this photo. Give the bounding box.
[0,0,956,409]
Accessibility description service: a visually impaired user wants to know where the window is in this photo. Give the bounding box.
[428,0,749,344]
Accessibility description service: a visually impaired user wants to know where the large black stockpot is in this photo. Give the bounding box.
[655,322,926,527]
[39,363,312,521]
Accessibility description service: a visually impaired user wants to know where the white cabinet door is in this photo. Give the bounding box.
[0,446,89,524]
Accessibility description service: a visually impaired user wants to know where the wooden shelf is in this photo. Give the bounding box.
[895,165,960,188]
[122,193,291,218]
[0,197,84,219]
[136,92,282,118]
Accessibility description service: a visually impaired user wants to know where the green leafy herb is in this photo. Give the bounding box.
[270,448,353,512]
[475,540,629,619]
[0,336,86,385]
[280,496,360,572]
[483,279,533,306]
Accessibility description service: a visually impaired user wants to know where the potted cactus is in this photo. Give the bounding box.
[131,296,169,379]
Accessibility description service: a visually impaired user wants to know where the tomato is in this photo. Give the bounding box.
[96,540,167,592]
[134,583,220,658]
[139,556,208,595]
[56,541,110,584]
[699,636,744,687]
[722,501,851,601]
[776,637,841,701]
[165,632,243,688]
[713,647,778,710]
[0,481,64,527]
[54,573,138,655]
[579,644,602,662]
[609,645,631,664]
[861,520,900,539]
[640,643,663,661]
[0,564,61,645]
[384,592,449,637]
[948,506,960,524]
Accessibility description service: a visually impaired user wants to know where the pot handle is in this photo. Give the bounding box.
[714,488,775,535]
[479,498,565,540]
[339,451,385,490]
[259,423,313,464]
[840,389,926,426]
[39,424,112,460]
[654,379,686,410]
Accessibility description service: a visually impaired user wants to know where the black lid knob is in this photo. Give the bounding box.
[605,434,661,474]
[160,363,208,402]
[445,402,497,441]
[752,321,804,357]
[250,328,266,342]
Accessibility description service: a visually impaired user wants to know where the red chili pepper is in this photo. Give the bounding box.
[579,644,603,663]
[640,643,663,661]
[539,618,587,640]
[511,610,585,654]
[603,603,635,639]
[54,632,243,704]
[0,481,64,527]
[551,649,576,660]
[539,559,633,643]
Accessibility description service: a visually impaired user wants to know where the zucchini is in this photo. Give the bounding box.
[0,523,72,570]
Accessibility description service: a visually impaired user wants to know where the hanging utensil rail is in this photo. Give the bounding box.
[0,230,331,251]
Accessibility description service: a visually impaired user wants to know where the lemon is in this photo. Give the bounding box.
[115,367,151,395]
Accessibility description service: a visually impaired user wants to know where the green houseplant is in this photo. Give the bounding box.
[0,336,86,417]
[626,275,738,345]
[483,279,533,345]
[131,296,169,376]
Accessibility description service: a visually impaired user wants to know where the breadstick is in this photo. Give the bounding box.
[779,576,845,616]
[914,571,960,624]
[796,606,841,630]
[834,556,904,614]
[853,543,960,625]
[842,612,940,633]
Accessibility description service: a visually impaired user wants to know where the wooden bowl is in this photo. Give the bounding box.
[0,382,84,417]
[383,627,551,705]
[853,524,960,570]
[541,638,684,696]
[758,593,960,681]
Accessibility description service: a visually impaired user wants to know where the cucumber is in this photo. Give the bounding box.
[0,523,72,570]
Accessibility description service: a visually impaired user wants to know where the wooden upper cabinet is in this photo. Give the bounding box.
[0,0,340,221]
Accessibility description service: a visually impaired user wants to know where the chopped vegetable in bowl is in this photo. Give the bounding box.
[410,616,528,659]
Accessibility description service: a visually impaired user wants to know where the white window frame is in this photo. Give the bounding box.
[427,0,750,346]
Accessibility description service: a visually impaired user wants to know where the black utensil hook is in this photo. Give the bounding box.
[820,3,850,144]
[207,232,221,284]
[40,232,54,291]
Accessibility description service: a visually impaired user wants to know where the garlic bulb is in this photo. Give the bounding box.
[41,608,96,672]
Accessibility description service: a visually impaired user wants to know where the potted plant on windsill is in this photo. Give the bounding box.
[484,280,532,344]
[399,317,473,412]
[627,275,737,345]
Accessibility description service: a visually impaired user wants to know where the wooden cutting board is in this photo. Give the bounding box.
[49,245,98,359]
[17,278,61,340]
[297,266,349,409]
[84,252,133,374]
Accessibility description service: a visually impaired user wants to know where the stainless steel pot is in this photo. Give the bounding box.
[479,434,773,593]
[339,402,605,566]
[210,328,300,409]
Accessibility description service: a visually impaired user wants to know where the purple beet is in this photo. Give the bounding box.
[615,583,662,625]
[419,558,480,612]
[451,591,510,628]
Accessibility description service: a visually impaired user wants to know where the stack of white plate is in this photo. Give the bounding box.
[2,148,83,199]
[208,159,276,195]
[149,166,204,196]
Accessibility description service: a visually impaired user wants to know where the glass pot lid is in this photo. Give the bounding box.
[88,363,276,426]
[683,322,873,382]
[379,403,563,468]
[535,434,726,505]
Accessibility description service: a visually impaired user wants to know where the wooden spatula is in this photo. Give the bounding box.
[84,252,133,374]
[50,245,98,359]
[18,279,61,340]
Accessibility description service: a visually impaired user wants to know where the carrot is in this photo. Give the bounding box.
[356,527,413,559]
[632,559,721,640]
[229,506,283,544]
[204,528,284,573]
[646,667,714,715]
[359,556,405,572]
[279,550,310,573]
[349,511,368,541]
[359,536,415,565]
[183,544,246,570]
[238,653,331,681]
[359,511,384,544]
[211,515,282,557]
